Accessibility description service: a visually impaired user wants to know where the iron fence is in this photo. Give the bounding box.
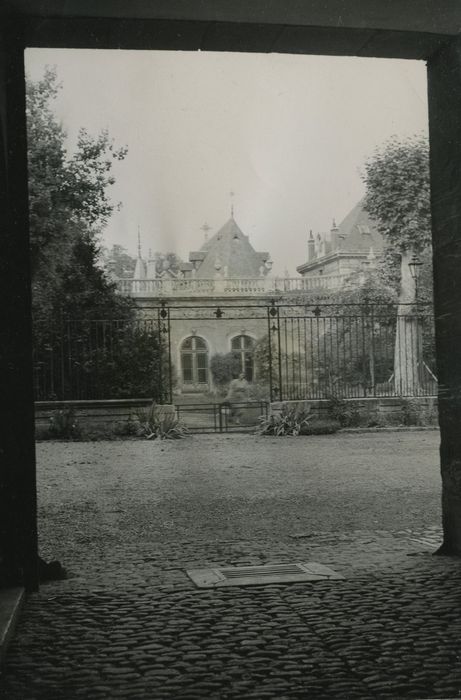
[33,302,437,403]
[33,316,170,402]
[267,302,436,400]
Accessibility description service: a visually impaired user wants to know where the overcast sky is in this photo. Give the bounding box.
[25,49,428,276]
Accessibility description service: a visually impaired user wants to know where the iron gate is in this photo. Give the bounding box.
[175,401,269,433]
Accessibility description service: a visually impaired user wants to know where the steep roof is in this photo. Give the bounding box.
[336,199,384,253]
[133,256,146,280]
[192,216,271,278]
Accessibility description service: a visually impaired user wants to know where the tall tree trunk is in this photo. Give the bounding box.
[394,248,420,396]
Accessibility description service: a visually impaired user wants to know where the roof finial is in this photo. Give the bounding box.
[230,190,235,218]
[137,225,142,258]
[200,222,211,242]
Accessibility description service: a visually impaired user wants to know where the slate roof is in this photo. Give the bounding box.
[296,199,384,276]
[191,217,271,278]
[336,199,384,253]
[179,262,194,272]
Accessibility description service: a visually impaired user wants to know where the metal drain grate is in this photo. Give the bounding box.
[186,562,344,588]
[220,565,304,578]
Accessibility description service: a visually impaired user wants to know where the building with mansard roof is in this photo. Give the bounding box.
[116,201,377,395]
[119,213,277,395]
[180,215,272,279]
[296,199,383,284]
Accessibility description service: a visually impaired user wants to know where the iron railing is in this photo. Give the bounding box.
[33,302,437,403]
[33,316,170,402]
[267,302,436,400]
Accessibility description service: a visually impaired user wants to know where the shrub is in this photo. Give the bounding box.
[326,393,361,427]
[47,408,81,439]
[248,382,271,401]
[210,352,241,389]
[35,425,53,441]
[253,334,275,386]
[300,418,341,435]
[400,397,438,426]
[133,404,189,440]
[34,321,170,402]
[259,403,311,436]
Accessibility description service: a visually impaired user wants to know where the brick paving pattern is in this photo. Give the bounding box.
[3,431,461,699]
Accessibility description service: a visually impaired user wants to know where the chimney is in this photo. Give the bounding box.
[316,233,322,258]
[330,218,340,250]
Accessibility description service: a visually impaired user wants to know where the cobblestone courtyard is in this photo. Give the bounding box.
[3,430,461,699]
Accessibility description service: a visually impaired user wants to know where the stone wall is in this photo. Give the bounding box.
[35,399,154,433]
[35,396,440,436]
[271,396,439,427]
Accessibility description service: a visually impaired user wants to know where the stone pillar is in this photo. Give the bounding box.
[428,37,461,554]
[307,230,315,261]
[0,24,39,589]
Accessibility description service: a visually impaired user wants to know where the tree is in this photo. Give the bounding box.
[101,244,137,278]
[363,135,432,395]
[27,67,130,325]
[253,332,308,401]
[254,334,277,390]
[28,69,168,402]
[321,273,396,395]
[101,248,182,279]
[154,252,182,276]
[210,352,241,392]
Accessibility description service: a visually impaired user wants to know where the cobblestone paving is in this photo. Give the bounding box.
[3,432,461,699]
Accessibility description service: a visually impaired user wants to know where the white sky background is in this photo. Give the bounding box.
[25,49,428,276]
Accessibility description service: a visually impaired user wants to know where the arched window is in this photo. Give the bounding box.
[231,335,255,382]
[180,336,209,385]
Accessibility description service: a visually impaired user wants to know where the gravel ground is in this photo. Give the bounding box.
[4,429,461,700]
[36,431,441,559]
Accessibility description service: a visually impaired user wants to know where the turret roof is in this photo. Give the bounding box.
[191,216,271,278]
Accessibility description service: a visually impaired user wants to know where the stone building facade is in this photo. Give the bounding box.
[117,205,372,394]
[296,199,383,285]
[127,215,275,394]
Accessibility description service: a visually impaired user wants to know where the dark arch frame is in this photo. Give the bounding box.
[2,1,461,591]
